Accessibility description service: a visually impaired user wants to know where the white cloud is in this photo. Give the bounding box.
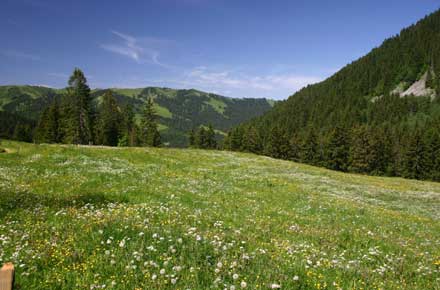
[164,66,322,98]
[100,30,174,68]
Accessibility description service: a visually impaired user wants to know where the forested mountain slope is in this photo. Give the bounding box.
[0,86,273,146]
[226,9,440,181]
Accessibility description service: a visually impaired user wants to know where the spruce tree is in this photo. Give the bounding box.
[348,126,371,173]
[95,91,121,146]
[403,129,431,179]
[120,104,136,146]
[188,129,196,147]
[300,129,319,165]
[13,123,32,142]
[62,68,93,144]
[140,97,161,147]
[206,124,217,149]
[195,127,208,149]
[243,126,261,153]
[264,126,290,159]
[289,133,301,162]
[35,101,60,143]
[325,126,349,171]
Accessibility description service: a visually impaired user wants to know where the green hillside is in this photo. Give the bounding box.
[0,141,439,289]
[227,9,440,182]
[0,86,274,147]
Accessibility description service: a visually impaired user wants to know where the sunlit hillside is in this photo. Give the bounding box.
[0,141,439,289]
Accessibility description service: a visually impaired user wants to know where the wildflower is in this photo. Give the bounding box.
[171,278,177,284]
[293,275,299,281]
[270,284,281,289]
[233,273,239,280]
[119,240,125,248]
[240,281,247,288]
[160,268,166,275]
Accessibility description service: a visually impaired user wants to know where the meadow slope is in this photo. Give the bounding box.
[0,141,439,289]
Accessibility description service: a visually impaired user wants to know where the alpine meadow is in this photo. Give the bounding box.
[1,1,440,290]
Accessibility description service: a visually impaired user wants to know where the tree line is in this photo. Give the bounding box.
[224,118,440,181]
[222,10,440,182]
[33,68,161,147]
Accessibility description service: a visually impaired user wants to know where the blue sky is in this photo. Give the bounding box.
[1,0,439,99]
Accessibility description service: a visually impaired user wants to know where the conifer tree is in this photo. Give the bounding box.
[140,98,161,147]
[35,101,60,143]
[348,126,371,173]
[242,126,261,153]
[403,129,431,179]
[13,123,32,142]
[95,91,121,146]
[195,127,207,148]
[120,104,137,146]
[300,130,319,165]
[289,133,301,162]
[206,124,217,149]
[188,129,196,147]
[264,126,290,159]
[62,68,93,144]
[225,127,244,151]
[325,126,349,171]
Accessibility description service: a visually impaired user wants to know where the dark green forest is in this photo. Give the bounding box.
[30,68,162,148]
[0,85,273,147]
[225,9,440,182]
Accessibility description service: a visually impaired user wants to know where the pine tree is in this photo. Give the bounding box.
[325,126,349,171]
[35,101,60,143]
[206,124,217,149]
[140,98,161,147]
[289,133,301,162]
[403,129,431,179]
[62,68,93,144]
[95,91,121,146]
[242,126,261,153]
[188,129,196,147]
[226,127,244,151]
[264,126,290,159]
[300,129,319,165]
[13,123,32,142]
[348,126,371,173]
[120,104,136,146]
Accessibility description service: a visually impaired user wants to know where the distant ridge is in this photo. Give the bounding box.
[0,85,274,147]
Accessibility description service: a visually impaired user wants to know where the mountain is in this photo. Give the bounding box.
[226,9,440,181]
[0,85,274,147]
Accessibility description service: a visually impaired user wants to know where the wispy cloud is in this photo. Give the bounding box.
[162,66,322,98]
[1,50,41,61]
[100,30,175,68]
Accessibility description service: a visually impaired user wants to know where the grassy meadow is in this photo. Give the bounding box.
[0,141,439,289]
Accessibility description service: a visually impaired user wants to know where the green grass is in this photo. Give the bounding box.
[0,141,439,289]
[205,97,227,115]
[153,104,173,119]
[111,88,144,98]
[157,123,169,131]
